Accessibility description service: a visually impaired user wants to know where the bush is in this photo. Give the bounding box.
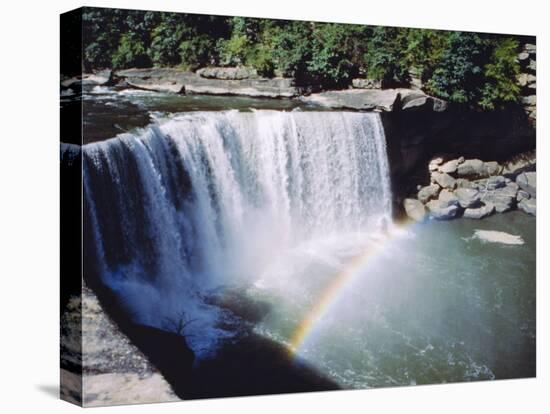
[363,27,411,87]
[479,37,521,109]
[426,32,487,104]
[112,33,150,69]
[271,22,312,84]
[179,35,217,70]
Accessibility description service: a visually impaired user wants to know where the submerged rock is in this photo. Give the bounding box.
[473,230,524,245]
[404,198,426,222]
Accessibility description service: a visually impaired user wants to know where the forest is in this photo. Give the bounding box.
[82,8,526,109]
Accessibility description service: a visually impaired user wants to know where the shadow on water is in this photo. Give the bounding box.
[83,276,339,400]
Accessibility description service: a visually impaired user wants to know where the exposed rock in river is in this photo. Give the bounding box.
[404,198,426,222]
[473,230,524,245]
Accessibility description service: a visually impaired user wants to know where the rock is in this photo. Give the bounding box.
[457,156,465,164]
[473,230,524,245]
[527,60,536,72]
[404,198,426,222]
[401,94,449,112]
[516,171,536,197]
[518,198,536,216]
[521,95,536,106]
[426,199,460,220]
[439,159,459,174]
[429,157,444,171]
[481,182,518,213]
[455,188,481,208]
[524,43,536,53]
[502,151,536,178]
[432,171,456,189]
[484,161,503,176]
[486,175,507,190]
[455,178,475,189]
[116,68,301,97]
[301,89,402,111]
[517,73,536,87]
[518,52,530,61]
[196,67,258,80]
[457,159,484,177]
[456,159,502,179]
[517,190,530,202]
[351,78,381,89]
[438,189,460,206]
[463,202,495,219]
[417,184,441,203]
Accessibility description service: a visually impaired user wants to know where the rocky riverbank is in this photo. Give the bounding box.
[403,151,536,222]
[60,287,179,407]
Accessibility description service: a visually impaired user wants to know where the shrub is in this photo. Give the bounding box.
[112,33,150,69]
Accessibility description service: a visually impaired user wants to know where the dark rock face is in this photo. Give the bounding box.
[382,104,535,208]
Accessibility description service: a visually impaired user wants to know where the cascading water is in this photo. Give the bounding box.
[82,109,393,356]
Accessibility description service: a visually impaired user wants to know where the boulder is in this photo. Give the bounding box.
[456,159,485,177]
[521,95,536,106]
[439,159,459,174]
[516,171,536,198]
[502,151,536,178]
[426,200,460,220]
[404,198,426,222]
[518,52,530,61]
[524,43,536,53]
[486,175,507,190]
[438,189,460,207]
[455,188,481,208]
[481,182,518,213]
[484,161,503,176]
[455,178,476,189]
[463,202,495,219]
[417,184,440,204]
[300,89,402,111]
[518,73,536,87]
[517,190,530,202]
[429,157,444,172]
[431,172,456,189]
[456,159,502,179]
[518,198,536,216]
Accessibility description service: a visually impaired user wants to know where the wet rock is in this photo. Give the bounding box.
[518,198,536,216]
[431,171,456,189]
[516,171,536,198]
[417,184,441,203]
[502,151,536,178]
[455,178,476,189]
[463,202,495,219]
[404,198,426,222]
[426,200,460,220]
[455,188,481,208]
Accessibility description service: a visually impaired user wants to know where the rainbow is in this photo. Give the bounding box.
[288,221,413,353]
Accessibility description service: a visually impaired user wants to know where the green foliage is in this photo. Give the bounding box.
[479,38,521,109]
[363,27,411,87]
[112,33,149,69]
[271,22,312,83]
[179,35,217,70]
[426,32,487,104]
[217,34,250,66]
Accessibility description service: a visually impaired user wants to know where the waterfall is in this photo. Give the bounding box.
[82,109,392,355]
